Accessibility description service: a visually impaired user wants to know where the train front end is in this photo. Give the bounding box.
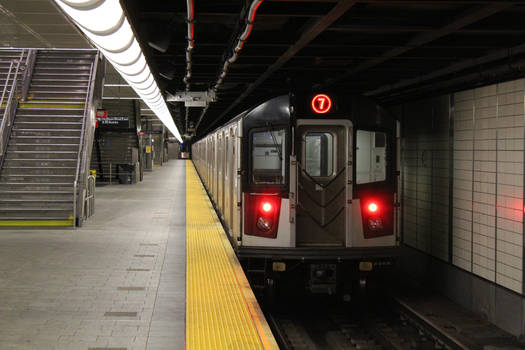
[238,93,400,298]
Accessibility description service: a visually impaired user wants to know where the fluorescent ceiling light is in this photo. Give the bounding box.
[54,0,182,142]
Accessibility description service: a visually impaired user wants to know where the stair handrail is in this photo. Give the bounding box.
[0,50,24,164]
[0,61,15,154]
[73,59,96,226]
[85,174,96,218]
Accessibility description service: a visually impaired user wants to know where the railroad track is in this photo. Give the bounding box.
[266,296,465,350]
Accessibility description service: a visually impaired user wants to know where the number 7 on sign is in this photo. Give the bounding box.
[311,94,332,114]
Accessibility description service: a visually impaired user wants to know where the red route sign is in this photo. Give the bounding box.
[311,94,332,114]
[96,109,108,119]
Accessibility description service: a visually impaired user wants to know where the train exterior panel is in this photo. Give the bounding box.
[192,93,400,296]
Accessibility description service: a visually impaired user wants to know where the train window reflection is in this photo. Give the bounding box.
[305,133,334,177]
[251,129,285,184]
[356,130,386,184]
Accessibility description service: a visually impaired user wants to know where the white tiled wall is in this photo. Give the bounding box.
[494,79,524,293]
[430,97,450,262]
[401,97,450,261]
[402,135,418,248]
[400,80,525,294]
[471,85,497,282]
[453,90,474,272]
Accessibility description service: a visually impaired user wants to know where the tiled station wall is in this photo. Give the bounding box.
[395,78,524,295]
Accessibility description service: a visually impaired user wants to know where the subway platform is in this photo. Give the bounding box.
[0,160,278,350]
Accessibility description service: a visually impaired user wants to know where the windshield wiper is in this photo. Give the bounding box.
[268,124,283,161]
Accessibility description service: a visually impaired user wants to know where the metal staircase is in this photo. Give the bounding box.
[0,49,102,227]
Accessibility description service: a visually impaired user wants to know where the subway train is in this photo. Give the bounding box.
[192,92,400,297]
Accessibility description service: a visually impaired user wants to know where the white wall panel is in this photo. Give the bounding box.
[453,91,474,271]
[471,86,497,282]
[495,79,524,293]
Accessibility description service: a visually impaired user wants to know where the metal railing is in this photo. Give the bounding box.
[84,175,96,218]
[72,60,96,227]
[0,51,24,161]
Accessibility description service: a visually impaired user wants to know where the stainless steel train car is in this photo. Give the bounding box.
[192,92,400,297]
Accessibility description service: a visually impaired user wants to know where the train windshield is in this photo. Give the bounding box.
[251,129,286,184]
[356,130,387,184]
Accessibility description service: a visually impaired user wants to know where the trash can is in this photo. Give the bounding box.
[116,164,134,184]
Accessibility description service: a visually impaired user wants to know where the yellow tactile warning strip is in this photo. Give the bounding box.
[186,161,279,350]
[18,101,84,109]
[0,220,73,227]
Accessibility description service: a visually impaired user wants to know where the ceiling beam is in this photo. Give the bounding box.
[199,0,359,132]
[327,25,525,35]
[322,3,512,87]
[268,0,523,3]
[365,42,525,97]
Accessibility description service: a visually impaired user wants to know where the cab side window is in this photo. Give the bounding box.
[251,129,285,184]
[356,130,387,184]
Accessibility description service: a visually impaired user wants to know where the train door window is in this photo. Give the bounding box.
[304,132,334,177]
[356,130,387,184]
[251,129,285,184]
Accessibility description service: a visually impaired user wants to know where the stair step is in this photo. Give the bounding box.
[0,182,73,185]
[34,65,92,71]
[17,108,84,115]
[34,60,94,66]
[33,72,90,77]
[6,158,77,161]
[0,207,72,211]
[30,84,89,89]
[31,78,89,84]
[8,143,79,147]
[29,88,88,93]
[15,114,83,118]
[12,135,80,138]
[2,174,74,177]
[0,198,72,203]
[15,121,83,125]
[12,128,82,132]
[0,190,73,194]
[26,94,87,100]
[8,150,78,154]
[0,216,72,220]
[7,147,79,152]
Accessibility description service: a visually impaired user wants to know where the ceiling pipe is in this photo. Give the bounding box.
[195,0,263,130]
[183,0,195,134]
[183,0,195,91]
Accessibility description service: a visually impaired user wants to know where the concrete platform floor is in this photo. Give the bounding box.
[0,160,186,350]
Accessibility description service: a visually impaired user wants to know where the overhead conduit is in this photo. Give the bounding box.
[195,0,263,130]
[184,0,195,135]
[53,0,183,142]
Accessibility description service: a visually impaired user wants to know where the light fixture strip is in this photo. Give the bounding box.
[54,0,182,142]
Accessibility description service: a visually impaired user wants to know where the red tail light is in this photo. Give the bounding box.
[362,198,387,237]
[244,194,281,238]
[261,202,273,213]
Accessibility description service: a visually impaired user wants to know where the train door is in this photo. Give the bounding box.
[295,120,352,247]
[224,132,230,227]
[221,131,226,213]
[218,133,223,211]
[228,127,235,231]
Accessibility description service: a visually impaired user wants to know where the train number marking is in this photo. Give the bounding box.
[311,93,332,114]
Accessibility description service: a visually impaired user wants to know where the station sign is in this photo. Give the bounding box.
[96,109,108,119]
[98,116,130,128]
[311,94,332,114]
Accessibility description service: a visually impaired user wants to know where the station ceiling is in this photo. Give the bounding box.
[2,1,525,139]
[121,0,525,137]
